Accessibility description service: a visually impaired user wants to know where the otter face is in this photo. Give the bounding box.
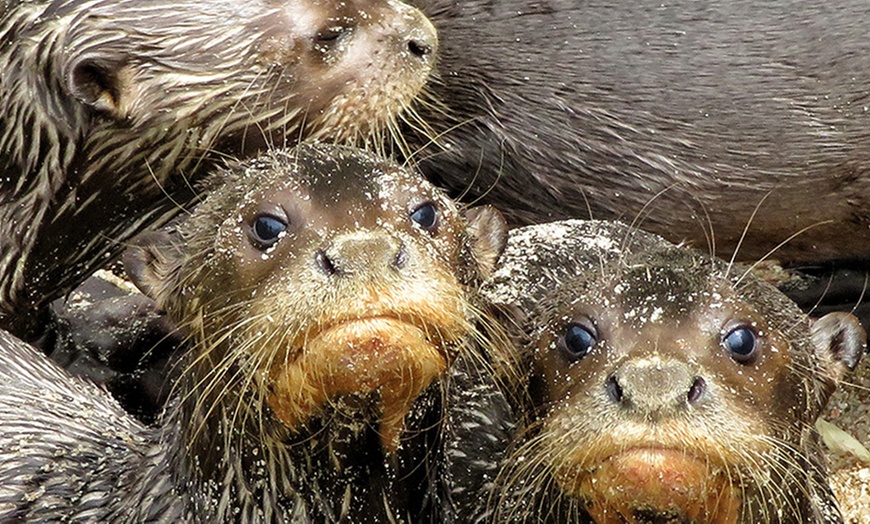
[63,0,437,150]
[268,0,439,142]
[501,254,864,524]
[127,144,506,452]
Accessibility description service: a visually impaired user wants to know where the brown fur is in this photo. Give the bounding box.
[0,0,437,339]
[124,144,508,520]
[481,220,865,523]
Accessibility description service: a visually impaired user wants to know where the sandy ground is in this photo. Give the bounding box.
[824,353,870,523]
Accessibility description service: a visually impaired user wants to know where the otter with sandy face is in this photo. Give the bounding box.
[0,144,507,522]
[480,220,865,523]
[0,0,437,340]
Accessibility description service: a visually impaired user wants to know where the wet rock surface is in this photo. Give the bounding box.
[45,270,182,425]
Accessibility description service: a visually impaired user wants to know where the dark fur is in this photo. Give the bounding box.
[0,328,177,521]
[0,143,515,522]
[0,144,512,522]
[410,0,870,267]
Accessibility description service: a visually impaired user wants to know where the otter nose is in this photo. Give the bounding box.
[406,20,436,60]
[605,357,706,418]
[314,232,407,277]
[394,1,438,62]
[407,34,434,59]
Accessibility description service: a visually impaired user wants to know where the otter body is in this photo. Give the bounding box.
[0,144,507,522]
[0,329,177,521]
[480,220,865,523]
[0,0,437,339]
[412,0,870,266]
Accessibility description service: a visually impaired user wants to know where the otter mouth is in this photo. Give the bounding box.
[317,315,450,348]
[266,314,459,451]
[564,447,740,524]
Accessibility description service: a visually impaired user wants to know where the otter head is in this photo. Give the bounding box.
[519,249,864,523]
[62,0,437,148]
[126,144,505,452]
[483,221,865,524]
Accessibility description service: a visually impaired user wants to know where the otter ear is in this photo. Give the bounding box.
[68,56,137,119]
[810,312,866,383]
[123,230,183,309]
[463,205,508,279]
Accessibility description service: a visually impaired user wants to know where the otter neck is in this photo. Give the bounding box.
[164,352,430,522]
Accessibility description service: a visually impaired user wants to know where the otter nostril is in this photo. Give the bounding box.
[394,243,408,270]
[314,249,338,276]
[407,39,431,58]
[605,375,623,403]
[687,377,706,404]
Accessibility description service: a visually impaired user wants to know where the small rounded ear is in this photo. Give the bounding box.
[68,56,137,119]
[810,311,866,381]
[463,205,508,279]
[123,230,183,309]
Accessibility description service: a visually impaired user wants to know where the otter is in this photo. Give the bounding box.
[0,0,438,341]
[408,0,870,269]
[478,220,865,523]
[0,144,508,521]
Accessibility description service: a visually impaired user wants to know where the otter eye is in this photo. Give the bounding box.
[722,325,758,363]
[560,323,597,362]
[316,25,350,44]
[410,202,438,231]
[251,215,288,247]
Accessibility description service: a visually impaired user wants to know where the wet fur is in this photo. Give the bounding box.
[0,0,436,338]
[478,220,864,523]
[409,0,870,266]
[127,144,508,521]
[0,144,512,522]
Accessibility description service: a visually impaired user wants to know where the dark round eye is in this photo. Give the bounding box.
[722,325,758,363]
[560,323,597,361]
[250,214,288,248]
[410,202,438,231]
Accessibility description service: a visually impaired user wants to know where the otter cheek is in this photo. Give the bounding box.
[266,318,447,451]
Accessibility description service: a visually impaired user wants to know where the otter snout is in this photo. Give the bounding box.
[606,357,706,418]
[314,232,408,277]
[384,0,438,61]
[403,13,437,63]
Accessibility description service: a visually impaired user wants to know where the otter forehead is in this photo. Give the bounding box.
[606,264,722,327]
[301,152,399,204]
[227,146,435,213]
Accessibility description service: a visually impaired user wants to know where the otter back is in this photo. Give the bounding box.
[411,0,870,266]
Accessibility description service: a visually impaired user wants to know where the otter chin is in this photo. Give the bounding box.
[268,314,458,450]
[563,444,739,523]
[260,271,474,450]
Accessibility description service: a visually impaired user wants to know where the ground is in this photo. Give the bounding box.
[825,354,870,523]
